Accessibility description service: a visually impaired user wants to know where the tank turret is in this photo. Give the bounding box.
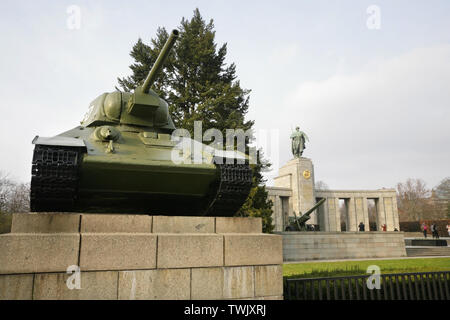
[81,30,180,131]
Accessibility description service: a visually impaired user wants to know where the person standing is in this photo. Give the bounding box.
[447,224,450,237]
[422,223,428,238]
[381,224,387,232]
[358,222,365,232]
[432,224,439,239]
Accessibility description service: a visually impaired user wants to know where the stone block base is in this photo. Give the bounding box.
[0,213,283,300]
[278,231,407,261]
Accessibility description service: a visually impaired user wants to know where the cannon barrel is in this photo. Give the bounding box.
[302,198,326,217]
[142,29,179,93]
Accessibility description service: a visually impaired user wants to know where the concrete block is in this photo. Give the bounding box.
[0,233,79,274]
[80,233,156,271]
[157,234,223,268]
[281,232,407,261]
[33,271,118,300]
[254,265,283,297]
[118,269,190,300]
[0,274,33,300]
[81,215,152,233]
[224,234,283,266]
[191,267,224,300]
[216,217,262,233]
[223,266,254,299]
[11,213,80,233]
[239,295,283,300]
[153,216,214,233]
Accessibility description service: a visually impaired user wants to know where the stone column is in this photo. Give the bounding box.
[376,197,386,231]
[273,196,283,232]
[354,197,366,230]
[383,197,395,231]
[319,198,329,231]
[281,196,290,231]
[274,158,316,224]
[334,197,341,231]
[347,198,357,231]
[391,196,400,230]
[325,198,335,231]
[362,197,370,231]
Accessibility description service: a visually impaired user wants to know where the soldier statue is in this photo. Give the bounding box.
[290,126,309,158]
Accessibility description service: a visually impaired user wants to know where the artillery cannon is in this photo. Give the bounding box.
[285,198,326,231]
[30,29,252,216]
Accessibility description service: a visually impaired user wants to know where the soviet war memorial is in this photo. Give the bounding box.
[0,2,449,314]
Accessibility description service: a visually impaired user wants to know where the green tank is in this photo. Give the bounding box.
[30,29,252,216]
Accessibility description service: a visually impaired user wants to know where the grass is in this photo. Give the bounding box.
[283,257,450,279]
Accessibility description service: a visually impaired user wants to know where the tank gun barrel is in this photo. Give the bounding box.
[302,198,326,217]
[142,29,179,93]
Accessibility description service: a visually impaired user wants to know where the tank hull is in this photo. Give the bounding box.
[77,155,218,214]
[30,134,252,216]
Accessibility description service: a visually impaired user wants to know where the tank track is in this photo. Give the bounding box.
[206,160,253,216]
[30,146,252,216]
[30,145,84,212]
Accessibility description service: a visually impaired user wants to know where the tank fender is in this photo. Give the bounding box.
[32,136,86,148]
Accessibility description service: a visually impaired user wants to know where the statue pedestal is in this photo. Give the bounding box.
[274,157,316,224]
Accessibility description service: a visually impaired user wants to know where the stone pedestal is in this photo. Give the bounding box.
[274,157,316,224]
[0,213,283,300]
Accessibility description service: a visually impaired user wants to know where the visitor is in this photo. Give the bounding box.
[358,222,365,232]
[431,224,439,239]
[447,224,450,237]
[422,223,428,238]
[381,224,387,232]
[394,228,399,232]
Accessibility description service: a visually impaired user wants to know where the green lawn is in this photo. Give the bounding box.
[283,257,450,279]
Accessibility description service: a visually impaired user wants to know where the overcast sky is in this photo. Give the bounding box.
[0,0,449,190]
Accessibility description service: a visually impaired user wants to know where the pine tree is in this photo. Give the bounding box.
[118,9,274,232]
[236,151,274,233]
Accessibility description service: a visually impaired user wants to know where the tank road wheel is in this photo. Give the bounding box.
[30,145,85,212]
[205,159,253,217]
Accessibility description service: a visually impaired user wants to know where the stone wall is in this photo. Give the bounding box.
[267,157,400,233]
[315,190,400,232]
[0,214,283,300]
[277,231,407,262]
[268,187,400,232]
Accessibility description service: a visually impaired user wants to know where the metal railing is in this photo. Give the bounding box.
[284,271,450,300]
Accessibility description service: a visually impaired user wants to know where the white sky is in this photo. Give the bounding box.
[0,0,449,190]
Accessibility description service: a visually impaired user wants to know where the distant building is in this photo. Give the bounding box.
[266,157,400,232]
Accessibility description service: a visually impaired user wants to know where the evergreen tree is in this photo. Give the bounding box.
[236,151,274,233]
[118,9,273,232]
